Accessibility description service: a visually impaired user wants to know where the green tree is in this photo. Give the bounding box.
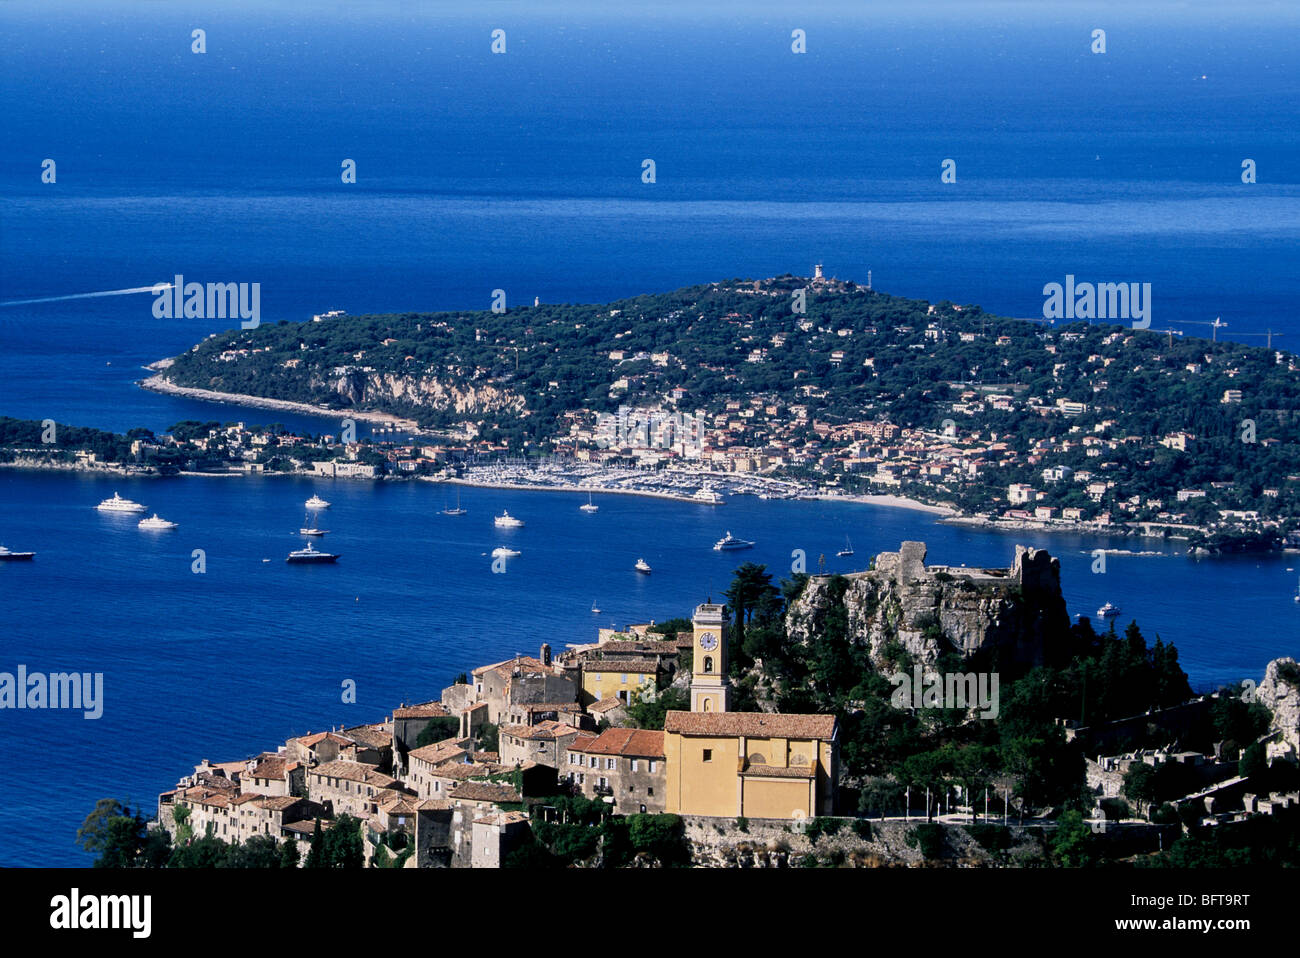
[1050,809,1095,867]
[76,799,149,868]
[304,819,327,868]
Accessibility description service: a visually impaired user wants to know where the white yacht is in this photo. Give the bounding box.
[305,494,331,510]
[97,492,147,513]
[492,546,521,558]
[580,492,599,513]
[494,511,524,528]
[0,545,35,561]
[1097,602,1120,618]
[138,514,178,531]
[299,515,328,536]
[635,558,652,574]
[713,531,755,551]
[591,599,601,614]
[287,542,339,564]
[442,492,467,516]
[693,485,724,505]
[836,535,854,557]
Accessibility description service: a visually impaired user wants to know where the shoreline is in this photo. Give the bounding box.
[138,372,426,432]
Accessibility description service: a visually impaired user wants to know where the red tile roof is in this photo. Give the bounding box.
[663,711,837,740]
[567,727,665,759]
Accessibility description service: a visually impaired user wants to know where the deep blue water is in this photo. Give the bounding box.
[0,1,1298,864]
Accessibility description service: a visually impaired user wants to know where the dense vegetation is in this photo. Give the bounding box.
[161,279,1300,507]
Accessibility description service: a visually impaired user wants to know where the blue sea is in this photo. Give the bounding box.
[1,0,1298,865]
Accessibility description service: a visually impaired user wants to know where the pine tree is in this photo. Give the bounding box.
[304,819,326,868]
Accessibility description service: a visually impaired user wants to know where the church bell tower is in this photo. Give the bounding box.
[690,601,730,713]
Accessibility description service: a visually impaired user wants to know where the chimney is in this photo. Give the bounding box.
[541,643,552,667]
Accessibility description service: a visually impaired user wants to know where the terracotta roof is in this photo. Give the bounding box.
[593,639,680,655]
[473,656,550,677]
[309,761,397,788]
[740,764,816,779]
[392,702,450,720]
[408,742,469,766]
[663,711,837,740]
[588,698,625,714]
[343,725,393,749]
[248,757,288,780]
[502,720,579,742]
[255,796,303,811]
[582,659,659,674]
[231,792,262,806]
[568,727,665,759]
[415,799,451,811]
[282,818,334,835]
[295,731,352,748]
[449,782,522,805]
[430,762,507,782]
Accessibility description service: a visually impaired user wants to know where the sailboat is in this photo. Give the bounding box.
[299,512,328,536]
[580,491,599,513]
[837,535,854,557]
[591,599,601,614]
[1294,575,1299,603]
[443,491,467,516]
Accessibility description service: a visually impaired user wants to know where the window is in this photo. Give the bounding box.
[589,756,597,768]
[647,787,654,796]
[569,754,578,765]
[599,777,608,788]
[578,774,585,784]
[606,758,615,770]
[621,674,627,684]
[702,749,713,762]
[648,761,657,773]
[631,760,639,772]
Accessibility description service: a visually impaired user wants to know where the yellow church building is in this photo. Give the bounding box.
[662,602,839,819]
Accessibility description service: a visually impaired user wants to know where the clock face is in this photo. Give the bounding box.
[699,632,718,651]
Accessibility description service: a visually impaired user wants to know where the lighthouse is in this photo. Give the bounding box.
[813,263,824,281]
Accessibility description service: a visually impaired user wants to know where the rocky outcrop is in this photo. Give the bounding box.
[319,370,526,418]
[785,541,1070,672]
[1257,657,1300,760]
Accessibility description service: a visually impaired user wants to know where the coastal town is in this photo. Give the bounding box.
[4,272,1298,552]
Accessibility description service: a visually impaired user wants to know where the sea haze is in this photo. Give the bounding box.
[0,1,1297,864]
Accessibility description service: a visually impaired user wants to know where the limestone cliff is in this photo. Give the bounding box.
[784,541,1071,672]
[317,370,526,418]
[1257,657,1300,761]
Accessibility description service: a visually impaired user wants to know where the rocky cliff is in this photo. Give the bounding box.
[785,541,1071,672]
[1257,657,1300,761]
[318,370,526,418]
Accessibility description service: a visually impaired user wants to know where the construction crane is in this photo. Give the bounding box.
[1237,329,1286,349]
[1151,328,1184,348]
[1183,317,1228,341]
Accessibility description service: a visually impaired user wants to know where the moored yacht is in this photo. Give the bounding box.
[1097,601,1120,618]
[97,492,147,513]
[836,535,854,557]
[443,491,467,516]
[0,545,35,561]
[492,546,521,558]
[494,511,524,528]
[138,514,178,530]
[635,558,652,574]
[580,492,599,513]
[305,495,330,510]
[713,531,755,551]
[693,485,724,505]
[287,542,339,564]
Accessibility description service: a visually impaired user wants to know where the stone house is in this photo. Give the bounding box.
[564,728,667,813]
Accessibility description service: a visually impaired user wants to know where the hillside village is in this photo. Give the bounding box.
[150,542,1300,868]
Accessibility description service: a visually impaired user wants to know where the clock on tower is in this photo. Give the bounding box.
[690,601,730,713]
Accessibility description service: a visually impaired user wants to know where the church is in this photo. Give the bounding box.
[662,602,839,819]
